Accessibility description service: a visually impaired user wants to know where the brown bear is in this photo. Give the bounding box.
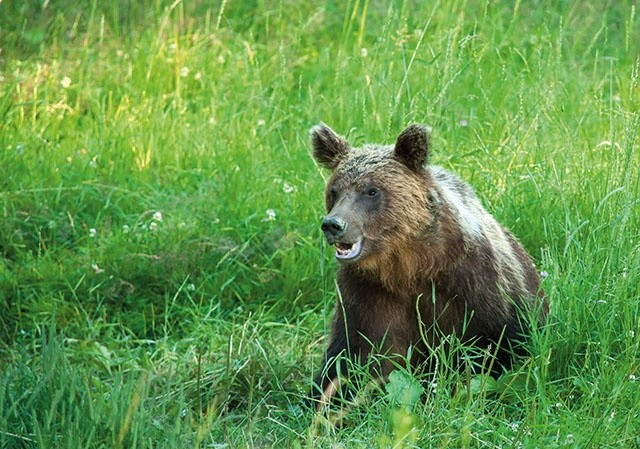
[308,123,547,407]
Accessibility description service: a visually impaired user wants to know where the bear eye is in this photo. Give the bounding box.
[367,188,379,197]
[328,187,339,203]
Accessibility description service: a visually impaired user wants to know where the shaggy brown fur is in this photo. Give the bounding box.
[309,123,548,407]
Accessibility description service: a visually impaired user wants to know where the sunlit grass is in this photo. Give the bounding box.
[1,0,639,447]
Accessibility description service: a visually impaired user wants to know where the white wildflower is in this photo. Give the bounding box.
[283,182,296,194]
[122,224,130,233]
[91,263,104,274]
[149,222,158,232]
[89,228,97,238]
[360,47,368,58]
[179,66,189,77]
[256,118,266,127]
[153,211,163,222]
[262,209,276,222]
[61,76,71,88]
[506,421,520,432]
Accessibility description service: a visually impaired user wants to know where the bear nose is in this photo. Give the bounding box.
[321,216,347,241]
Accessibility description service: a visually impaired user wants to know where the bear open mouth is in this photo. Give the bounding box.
[334,239,363,260]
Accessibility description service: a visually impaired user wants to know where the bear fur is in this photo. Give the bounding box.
[309,123,547,407]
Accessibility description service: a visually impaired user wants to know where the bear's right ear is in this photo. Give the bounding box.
[310,123,349,170]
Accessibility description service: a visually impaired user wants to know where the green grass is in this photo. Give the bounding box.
[1,0,639,447]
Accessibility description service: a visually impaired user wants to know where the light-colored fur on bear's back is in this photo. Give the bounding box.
[429,166,530,295]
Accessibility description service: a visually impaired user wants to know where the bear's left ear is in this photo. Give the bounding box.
[394,124,431,171]
[309,123,350,170]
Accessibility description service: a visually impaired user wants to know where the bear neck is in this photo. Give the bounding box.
[342,234,461,295]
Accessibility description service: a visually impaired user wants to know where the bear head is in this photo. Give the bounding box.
[310,123,437,269]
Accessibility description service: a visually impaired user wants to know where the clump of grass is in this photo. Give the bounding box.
[1,0,639,447]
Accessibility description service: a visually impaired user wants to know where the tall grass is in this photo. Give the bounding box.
[1,0,638,447]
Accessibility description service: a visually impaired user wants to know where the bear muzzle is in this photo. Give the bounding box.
[321,216,364,261]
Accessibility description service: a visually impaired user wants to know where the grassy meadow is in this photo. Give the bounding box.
[1,0,639,447]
